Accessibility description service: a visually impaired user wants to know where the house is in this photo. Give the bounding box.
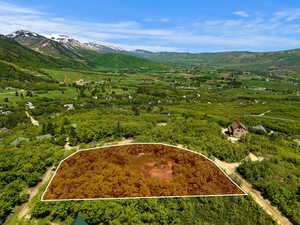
[75,79,88,86]
[64,104,75,110]
[227,120,248,138]
[25,102,35,109]
[1,110,12,115]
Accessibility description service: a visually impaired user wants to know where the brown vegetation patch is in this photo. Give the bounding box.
[43,144,244,200]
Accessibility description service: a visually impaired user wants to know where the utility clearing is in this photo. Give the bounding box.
[42,143,245,200]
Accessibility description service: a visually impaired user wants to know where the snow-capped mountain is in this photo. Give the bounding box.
[48,34,128,53]
[6,30,84,60]
[5,30,154,59]
[84,41,127,53]
[6,30,42,39]
[46,34,94,50]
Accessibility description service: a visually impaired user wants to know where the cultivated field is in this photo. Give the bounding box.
[43,144,245,200]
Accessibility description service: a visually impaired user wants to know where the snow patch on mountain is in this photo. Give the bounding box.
[7,30,41,38]
[48,33,130,52]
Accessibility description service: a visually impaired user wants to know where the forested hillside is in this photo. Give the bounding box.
[144,49,300,72]
[75,49,162,70]
[0,35,85,70]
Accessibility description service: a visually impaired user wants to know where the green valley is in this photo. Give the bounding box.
[0,30,299,225]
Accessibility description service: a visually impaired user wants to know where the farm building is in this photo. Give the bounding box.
[227,120,248,138]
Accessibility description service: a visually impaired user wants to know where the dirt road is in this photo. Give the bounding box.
[25,111,39,126]
[18,166,55,219]
[214,159,292,225]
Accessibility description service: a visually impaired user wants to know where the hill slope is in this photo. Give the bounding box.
[0,35,85,69]
[75,48,162,69]
[4,31,162,71]
[144,50,300,72]
[0,60,52,82]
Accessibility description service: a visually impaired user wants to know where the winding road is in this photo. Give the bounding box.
[18,166,55,219]
[214,159,292,225]
[25,111,39,126]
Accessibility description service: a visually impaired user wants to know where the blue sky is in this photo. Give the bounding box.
[1,0,300,52]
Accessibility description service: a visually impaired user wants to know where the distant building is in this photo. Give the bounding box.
[75,79,88,86]
[64,104,75,110]
[227,120,248,138]
[25,102,35,109]
[1,110,13,115]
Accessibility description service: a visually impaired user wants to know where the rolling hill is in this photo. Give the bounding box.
[4,30,300,75]
[142,50,300,72]
[76,48,163,69]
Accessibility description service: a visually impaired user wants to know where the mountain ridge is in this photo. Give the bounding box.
[4,30,300,72]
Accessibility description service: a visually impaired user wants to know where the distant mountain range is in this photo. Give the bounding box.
[2,30,300,74]
[0,31,162,81]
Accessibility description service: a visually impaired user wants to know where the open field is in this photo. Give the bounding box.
[43,144,245,200]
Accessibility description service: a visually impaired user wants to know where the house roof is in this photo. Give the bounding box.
[71,216,89,225]
[230,120,247,130]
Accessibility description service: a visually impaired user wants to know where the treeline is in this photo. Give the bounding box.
[31,197,275,225]
[0,142,65,223]
[238,155,300,224]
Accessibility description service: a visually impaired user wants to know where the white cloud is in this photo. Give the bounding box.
[1,1,300,52]
[234,11,249,18]
[0,0,42,14]
[273,9,300,22]
[144,17,170,23]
